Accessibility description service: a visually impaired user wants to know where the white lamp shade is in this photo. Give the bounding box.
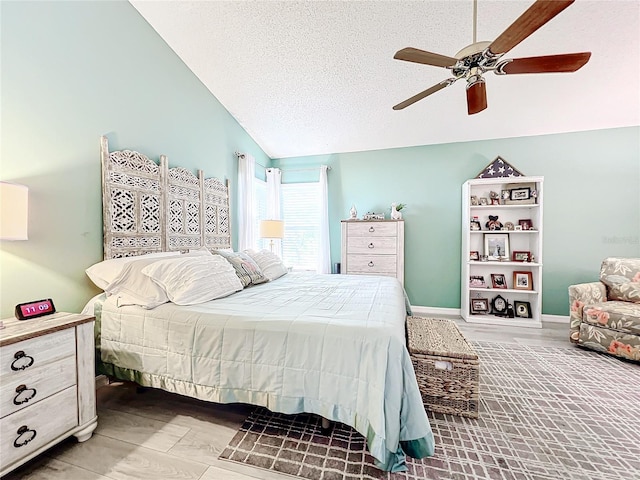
[260,219,284,239]
[0,182,29,240]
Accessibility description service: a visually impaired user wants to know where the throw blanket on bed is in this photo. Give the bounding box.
[97,273,434,471]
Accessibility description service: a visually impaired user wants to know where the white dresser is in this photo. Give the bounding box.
[341,220,404,285]
[0,312,97,477]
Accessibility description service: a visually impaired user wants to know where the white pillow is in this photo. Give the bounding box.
[104,257,171,309]
[86,252,181,290]
[244,249,288,281]
[142,255,243,305]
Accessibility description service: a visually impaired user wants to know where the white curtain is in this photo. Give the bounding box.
[265,168,283,256]
[237,153,255,252]
[317,165,331,274]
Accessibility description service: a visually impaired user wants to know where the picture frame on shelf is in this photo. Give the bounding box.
[484,233,510,260]
[514,300,532,318]
[470,219,481,231]
[479,197,489,206]
[512,251,530,262]
[504,182,537,205]
[469,275,486,288]
[514,225,523,231]
[513,271,533,290]
[470,298,489,314]
[491,273,507,289]
[470,195,479,206]
[518,219,533,230]
[470,251,480,261]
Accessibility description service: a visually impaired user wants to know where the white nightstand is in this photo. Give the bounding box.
[0,312,97,476]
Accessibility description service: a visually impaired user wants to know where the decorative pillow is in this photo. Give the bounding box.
[213,250,269,287]
[142,255,243,305]
[104,257,172,309]
[600,257,640,303]
[244,249,288,281]
[85,251,181,290]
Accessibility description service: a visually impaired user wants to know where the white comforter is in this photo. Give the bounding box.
[99,272,433,470]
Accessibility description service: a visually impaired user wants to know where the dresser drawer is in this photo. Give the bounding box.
[347,222,398,237]
[0,329,75,381]
[0,355,76,419]
[346,254,397,274]
[0,386,77,469]
[347,236,397,255]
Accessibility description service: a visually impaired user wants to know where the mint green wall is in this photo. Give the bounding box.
[0,1,270,317]
[273,127,640,316]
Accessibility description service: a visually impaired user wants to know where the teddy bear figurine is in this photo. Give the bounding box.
[485,215,503,231]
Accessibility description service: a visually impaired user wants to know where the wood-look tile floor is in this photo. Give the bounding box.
[5,320,570,480]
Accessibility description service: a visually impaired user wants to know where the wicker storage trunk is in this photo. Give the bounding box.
[407,317,479,418]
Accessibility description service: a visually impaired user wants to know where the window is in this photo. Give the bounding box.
[281,182,320,270]
[252,178,268,251]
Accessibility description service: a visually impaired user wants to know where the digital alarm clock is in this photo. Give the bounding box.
[15,299,56,320]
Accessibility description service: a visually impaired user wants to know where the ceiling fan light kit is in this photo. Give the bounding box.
[393,0,591,115]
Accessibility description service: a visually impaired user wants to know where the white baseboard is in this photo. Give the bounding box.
[541,314,570,323]
[411,306,569,324]
[411,306,461,318]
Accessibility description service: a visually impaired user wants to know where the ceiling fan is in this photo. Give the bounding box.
[392,0,591,115]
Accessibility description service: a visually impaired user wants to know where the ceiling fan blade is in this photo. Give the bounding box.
[488,0,575,56]
[466,80,487,115]
[497,52,591,74]
[394,47,458,68]
[393,79,455,110]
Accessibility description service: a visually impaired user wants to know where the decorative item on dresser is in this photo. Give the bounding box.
[340,219,404,285]
[0,312,97,477]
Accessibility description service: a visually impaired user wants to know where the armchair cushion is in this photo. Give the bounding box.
[599,257,640,303]
[582,301,640,335]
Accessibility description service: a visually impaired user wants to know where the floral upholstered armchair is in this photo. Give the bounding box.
[569,257,640,362]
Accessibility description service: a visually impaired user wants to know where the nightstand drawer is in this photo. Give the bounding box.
[0,386,77,469]
[0,355,76,419]
[0,329,75,381]
[347,222,398,237]
[346,254,397,274]
[347,236,397,254]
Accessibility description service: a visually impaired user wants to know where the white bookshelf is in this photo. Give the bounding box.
[461,176,543,328]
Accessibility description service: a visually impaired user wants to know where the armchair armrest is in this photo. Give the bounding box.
[568,282,607,343]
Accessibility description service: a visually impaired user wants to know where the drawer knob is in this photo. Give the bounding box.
[13,384,37,405]
[368,261,375,267]
[368,227,375,232]
[10,351,34,371]
[368,243,374,249]
[14,425,37,448]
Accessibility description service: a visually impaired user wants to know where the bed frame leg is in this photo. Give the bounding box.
[321,417,332,434]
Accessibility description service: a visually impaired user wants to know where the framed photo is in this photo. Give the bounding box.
[490,198,500,205]
[514,301,532,318]
[518,219,533,230]
[484,233,510,260]
[469,275,486,288]
[514,225,523,231]
[470,251,480,261]
[479,197,489,206]
[490,273,507,289]
[504,183,536,205]
[470,219,481,231]
[513,271,533,290]
[470,195,479,206]
[470,298,489,314]
[512,251,530,262]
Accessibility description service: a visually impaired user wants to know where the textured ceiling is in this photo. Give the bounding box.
[130,0,640,159]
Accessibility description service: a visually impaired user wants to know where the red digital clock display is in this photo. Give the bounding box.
[15,299,56,320]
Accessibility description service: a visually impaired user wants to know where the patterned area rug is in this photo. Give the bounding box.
[219,342,640,480]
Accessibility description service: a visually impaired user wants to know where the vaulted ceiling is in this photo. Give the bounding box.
[131,0,640,158]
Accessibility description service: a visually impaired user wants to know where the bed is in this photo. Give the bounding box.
[89,137,434,472]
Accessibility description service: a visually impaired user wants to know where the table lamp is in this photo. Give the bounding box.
[260,220,284,252]
[0,182,29,240]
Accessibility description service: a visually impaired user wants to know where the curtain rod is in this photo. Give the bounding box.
[273,166,331,173]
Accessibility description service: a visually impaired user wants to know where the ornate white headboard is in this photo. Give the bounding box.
[100,136,231,259]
